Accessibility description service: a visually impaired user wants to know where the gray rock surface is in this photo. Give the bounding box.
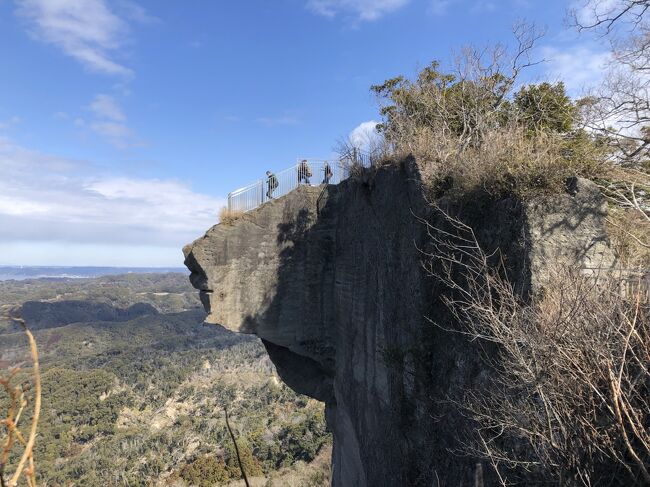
[184,163,614,486]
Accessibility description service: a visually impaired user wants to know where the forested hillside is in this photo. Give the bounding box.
[0,274,330,486]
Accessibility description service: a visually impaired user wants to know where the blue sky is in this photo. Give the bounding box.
[0,0,612,266]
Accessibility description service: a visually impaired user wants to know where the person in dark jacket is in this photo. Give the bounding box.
[322,161,333,184]
[298,160,312,185]
[266,170,278,199]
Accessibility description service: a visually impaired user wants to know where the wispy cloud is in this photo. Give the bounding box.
[15,0,153,76]
[307,0,410,21]
[88,94,138,148]
[430,0,454,15]
[430,0,530,16]
[0,117,21,131]
[255,114,301,127]
[0,138,225,252]
[116,0,160,24]
[89,94,126,122]
[541,44,611,95]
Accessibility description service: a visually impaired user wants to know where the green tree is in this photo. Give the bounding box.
[179,455,231,486]
[514,82,575,134]
[225,437,264,479]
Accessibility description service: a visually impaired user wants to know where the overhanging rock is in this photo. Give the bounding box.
[184,163,613,486]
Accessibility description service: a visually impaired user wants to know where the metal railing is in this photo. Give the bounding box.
[581,267,650,301]
[227,149,374,213]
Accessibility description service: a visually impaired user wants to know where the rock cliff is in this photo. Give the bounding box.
[184,161,613,486]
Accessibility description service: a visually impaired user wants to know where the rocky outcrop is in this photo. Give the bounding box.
[184,161,613,486]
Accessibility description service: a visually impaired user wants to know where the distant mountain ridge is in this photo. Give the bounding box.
[0,266,187,281]
[19,300,159,331]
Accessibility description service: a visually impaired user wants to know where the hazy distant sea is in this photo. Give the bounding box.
[0,266,188,281]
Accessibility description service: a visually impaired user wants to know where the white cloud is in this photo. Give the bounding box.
[307,0,410,21]
[541,45,611,95]
[15,0,151,76]
[430,0,454,15]
[0,138,225,264]
[90,121,138,149]
[0,116,21,130]
[0,241,184,267]
[87,94,138,148]
[89,94,126,121]
[349,120,382,151]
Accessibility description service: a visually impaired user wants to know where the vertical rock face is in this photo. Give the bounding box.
[184,163,613,486]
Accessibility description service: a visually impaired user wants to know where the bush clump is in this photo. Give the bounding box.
[370,36,609,198]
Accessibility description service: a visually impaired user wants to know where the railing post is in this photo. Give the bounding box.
[227,193,232,211]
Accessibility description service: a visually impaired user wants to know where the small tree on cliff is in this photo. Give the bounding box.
[513,81,575,134]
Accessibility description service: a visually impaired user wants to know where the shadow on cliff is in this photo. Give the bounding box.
[277,207,311,246]
[235,157,539,486]
[532,178,611,266]
[192,159,609,487]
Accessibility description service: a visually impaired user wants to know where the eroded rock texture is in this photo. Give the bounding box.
[184,162,613,486]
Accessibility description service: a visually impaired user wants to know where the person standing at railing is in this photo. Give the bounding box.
[266,170,278,199]
[323,161,333,184]
[298,160,312,185]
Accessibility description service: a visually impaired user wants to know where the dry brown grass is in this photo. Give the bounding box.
[402,126,607,198]
[219,207,245,226]
[607,207,650,267]
[0,316,41,487]
[597,166,650,267]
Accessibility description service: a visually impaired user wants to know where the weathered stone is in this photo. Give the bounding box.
[184,163,614,486]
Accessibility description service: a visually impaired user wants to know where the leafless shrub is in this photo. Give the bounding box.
[597,167,650,265]
[0,316,41,487]
[571,1,650,169]
[219,207,245,226]
[421,207,649,485]
[571,1,650,33]
[607,206,650,266]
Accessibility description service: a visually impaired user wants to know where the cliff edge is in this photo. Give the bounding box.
[183,161,613,486]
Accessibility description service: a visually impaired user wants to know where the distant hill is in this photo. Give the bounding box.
[0,273,331,486]
[0,272,201,319]
[0,265,187,281]
[19,300,159,330]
